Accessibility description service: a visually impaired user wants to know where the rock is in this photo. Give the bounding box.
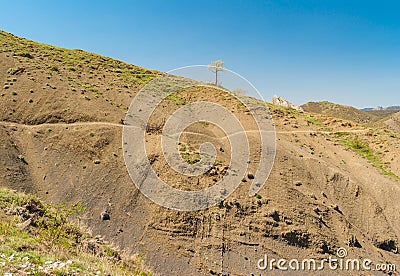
[348,235,362,248]
[247,173,255,179]
[272,95,304,111]
[16,218,31,230]
[101,211,110,221]
[331,204,342,214]
[11,67,25,75]
[268,209,280,222]
[374,239,398,253]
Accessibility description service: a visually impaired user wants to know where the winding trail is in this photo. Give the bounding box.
[276,129,368,134]
[0,120,369,136]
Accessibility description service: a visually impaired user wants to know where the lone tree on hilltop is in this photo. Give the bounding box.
[208,60,224,86]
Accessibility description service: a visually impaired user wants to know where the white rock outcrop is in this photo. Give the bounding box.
[272,95,304,111]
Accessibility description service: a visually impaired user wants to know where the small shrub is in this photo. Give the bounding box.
[89,132,95,137]
[16,51,33,59]
[49,65,59,72]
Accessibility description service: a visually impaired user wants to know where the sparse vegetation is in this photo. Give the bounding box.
[0,29,399,275]
[49,65,59,72]
[335,133,399,180]
[301,101,379,125]
[181,152,201,165]
[0,189,150,275]
[15,51,33,59]
[167,93,186,106]
[304,116,322,126]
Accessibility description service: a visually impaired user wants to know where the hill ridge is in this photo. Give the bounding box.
[1,31,399,275]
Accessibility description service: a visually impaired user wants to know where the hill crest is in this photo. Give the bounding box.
[1,31,399,275]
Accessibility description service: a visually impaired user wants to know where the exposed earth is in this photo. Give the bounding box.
[1,31,399,275]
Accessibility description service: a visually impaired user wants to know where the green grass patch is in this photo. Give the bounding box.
[335,133,399,181]
[166,93,186,106]
[304,116,322,126]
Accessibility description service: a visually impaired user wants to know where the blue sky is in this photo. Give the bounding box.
[1,0,399,108]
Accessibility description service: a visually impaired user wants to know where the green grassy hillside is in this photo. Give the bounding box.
[301,101,379,124]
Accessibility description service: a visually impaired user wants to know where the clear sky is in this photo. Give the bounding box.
[1,0,399,108]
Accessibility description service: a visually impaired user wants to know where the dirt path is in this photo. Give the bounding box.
[0,121,369,135]
[276,129,368,134]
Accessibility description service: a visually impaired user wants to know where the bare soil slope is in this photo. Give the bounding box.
[1,31,399,275]
[385,111,400,134]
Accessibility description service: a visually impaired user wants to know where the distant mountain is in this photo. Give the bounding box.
[365,110,400,119]
[387,106,400,110]
[360,106,400,119]
[361,106,400,111]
